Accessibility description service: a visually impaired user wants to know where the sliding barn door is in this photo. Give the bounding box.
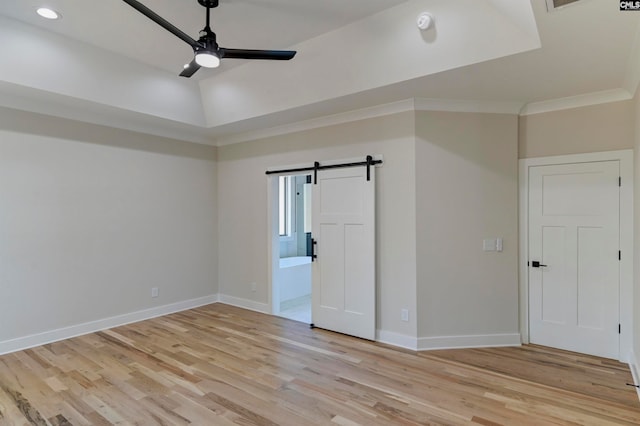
[312,166,375,340]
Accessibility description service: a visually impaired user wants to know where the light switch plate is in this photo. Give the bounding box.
[483,238,496,251]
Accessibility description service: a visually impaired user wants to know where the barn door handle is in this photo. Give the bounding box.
[531,261,547,268]
[311,238,318,262]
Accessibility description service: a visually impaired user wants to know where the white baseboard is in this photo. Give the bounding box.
[376,331,521,352]
[376,330,418,351]
[629,351,640,403]
[0,296,522,358]
[218,294,270,314]
[417,333,521,351]
[0,294,219,356]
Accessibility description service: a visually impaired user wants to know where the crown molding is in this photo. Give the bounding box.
[215,99,416,146]
[414,98,524,114]
[0,82,215,146]
[215,97,524,146]
[519,88,632,116]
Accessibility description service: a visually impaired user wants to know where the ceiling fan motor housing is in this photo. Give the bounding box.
[197,35,218,52]
[198,0,219,8]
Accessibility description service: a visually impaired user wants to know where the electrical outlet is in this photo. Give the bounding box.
[151,287,159,298]
[250,282,257,293]
[401,308,409,322]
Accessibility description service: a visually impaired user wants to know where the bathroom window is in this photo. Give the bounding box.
[279,176,293,237]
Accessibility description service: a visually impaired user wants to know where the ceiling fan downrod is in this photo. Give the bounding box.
[198,0,217,32]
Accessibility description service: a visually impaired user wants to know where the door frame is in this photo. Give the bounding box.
[267,173,280,316]
[518,149,633,362]
[266,168,310,316]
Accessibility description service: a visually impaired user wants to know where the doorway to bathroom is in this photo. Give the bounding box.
[271,174,312,324]
[268,155,379,339]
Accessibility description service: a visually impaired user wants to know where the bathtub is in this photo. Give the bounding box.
[277,256,311,304]
[279,256,311,268]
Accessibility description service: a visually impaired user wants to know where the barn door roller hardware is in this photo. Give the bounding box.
[266,155,383,183]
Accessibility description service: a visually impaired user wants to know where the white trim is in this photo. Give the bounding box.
[519,159,530,344]
[216,89,638,146]
[218,294,271,314]
[417,333,521,351]
[0,294,219,356]
[414,98,523,114]
[518,149,634,363]
[215,98,522,146]
[519,89,632,116]
[268,175,279,315]
[629,351,640,403]
[619,152,634,363]
[623,20,640,97]
[216,99,415,146]
[376,330,418,351]
[0,85,214,146]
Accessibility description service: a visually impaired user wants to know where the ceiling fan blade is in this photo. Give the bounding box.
[221,49,297,60]
[122,0,200,48]
[179,59,201,78]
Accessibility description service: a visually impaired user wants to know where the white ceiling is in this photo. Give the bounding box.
[0,0,638,145]
[0,0,408,76]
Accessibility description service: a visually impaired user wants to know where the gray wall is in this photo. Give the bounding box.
[3,96,634,354]
[415,111,519,342]
[0,108,218,343]
[519,100,634,159]
[218,109,521,346]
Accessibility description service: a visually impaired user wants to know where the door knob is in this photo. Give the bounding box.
[531,261,547,268]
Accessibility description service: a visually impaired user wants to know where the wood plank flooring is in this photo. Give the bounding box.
[0,303,638,425]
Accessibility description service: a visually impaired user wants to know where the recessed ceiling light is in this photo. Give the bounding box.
[36,7,60,20]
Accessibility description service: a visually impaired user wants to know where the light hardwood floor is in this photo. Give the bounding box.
[0,303,638,425]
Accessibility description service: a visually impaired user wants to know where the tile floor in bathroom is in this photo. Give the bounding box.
[278,294,311,324]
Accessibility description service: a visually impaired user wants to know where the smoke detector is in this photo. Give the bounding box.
[417,12,434,31]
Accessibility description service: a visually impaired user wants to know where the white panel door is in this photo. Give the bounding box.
[529,161,620,359]
[312,166,375,340]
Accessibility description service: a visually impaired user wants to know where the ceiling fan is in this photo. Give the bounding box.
[122,0,297,78]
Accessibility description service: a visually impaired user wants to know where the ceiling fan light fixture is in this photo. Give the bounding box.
[195,51,220,68]
[36,7,60,20]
